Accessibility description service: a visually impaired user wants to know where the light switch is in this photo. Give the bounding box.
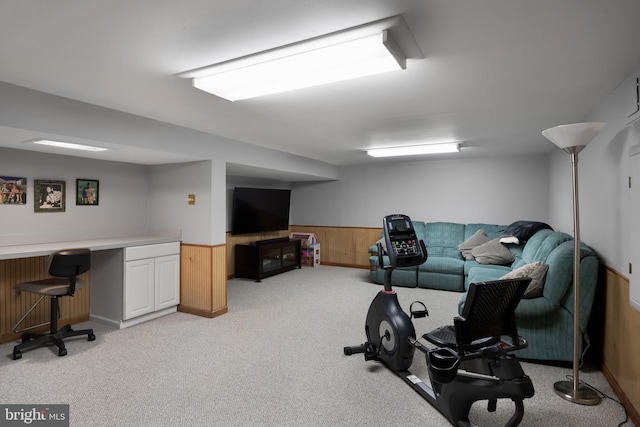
[188,194,196,205]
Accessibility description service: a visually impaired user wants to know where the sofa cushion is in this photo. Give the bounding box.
[470,238,515,265]
[369,256,418,287]
[457,229,489,260]
[424,222,465,258]
[418,256,465,275]
[521,230,572,264]
[466,264,512,286]
[500,261,549,298]
[542,241,579,306]
[535,232,573,259]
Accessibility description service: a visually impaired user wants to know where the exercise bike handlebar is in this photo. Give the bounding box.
[377,239,428,270]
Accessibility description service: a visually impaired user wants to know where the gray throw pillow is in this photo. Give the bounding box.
[470,238,515,265]
[458,229,490,260]
[375,238,387,254]
[500,261,549,298]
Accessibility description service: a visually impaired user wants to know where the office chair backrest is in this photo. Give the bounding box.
[47,248,91,295]
[453,277,530,354]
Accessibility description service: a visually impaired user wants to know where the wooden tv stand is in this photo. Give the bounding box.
[235,239,301,282]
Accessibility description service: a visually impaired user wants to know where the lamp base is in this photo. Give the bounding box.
[553,380,601,405]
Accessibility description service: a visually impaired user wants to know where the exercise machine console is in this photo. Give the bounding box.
[344,214,534,426]
[382,214,423,268]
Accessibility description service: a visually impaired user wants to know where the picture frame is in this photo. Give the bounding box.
[0,176,27,205]
[34,179,65,213]
[76,179,99,206]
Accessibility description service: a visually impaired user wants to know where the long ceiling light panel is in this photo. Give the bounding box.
[179,16,420,101]
[29,139,108,152]
[367,143,460,158]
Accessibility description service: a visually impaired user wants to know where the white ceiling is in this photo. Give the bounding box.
[1,0,640,170]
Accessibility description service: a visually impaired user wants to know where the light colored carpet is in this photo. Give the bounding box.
[0,266,631,426]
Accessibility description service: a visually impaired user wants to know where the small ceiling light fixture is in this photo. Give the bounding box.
[367,143,460,158]
[29,139,108,152]
[178,15,422,101]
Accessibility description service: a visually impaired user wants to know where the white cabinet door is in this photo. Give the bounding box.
[124,258,155,320]
[155,254,180,310]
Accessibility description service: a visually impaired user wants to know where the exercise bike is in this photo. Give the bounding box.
[344,214,535,427]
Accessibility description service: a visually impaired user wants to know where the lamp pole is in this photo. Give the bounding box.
[551,147,600,404]
[542,122,605,405]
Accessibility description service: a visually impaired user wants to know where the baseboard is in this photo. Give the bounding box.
[318,262,368,269]
[91,307,177,329]
[89,314,122,329]
[602,363,640,426]
[228,263,367,280]
[178,305,228,319]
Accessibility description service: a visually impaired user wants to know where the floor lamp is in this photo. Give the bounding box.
[542,122,605,405]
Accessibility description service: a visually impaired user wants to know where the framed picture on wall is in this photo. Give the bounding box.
[0,176,27,205]
[34,179,65,213]
[76,179,99,205]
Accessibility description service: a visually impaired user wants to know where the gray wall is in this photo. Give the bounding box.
[549,64,640,277]
[291,155,550,228]
[149,161,214,245]
[0,148,149,238]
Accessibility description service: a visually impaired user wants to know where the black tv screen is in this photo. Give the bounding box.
[231,187,291,235]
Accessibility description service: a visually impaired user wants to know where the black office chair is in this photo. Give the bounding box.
[12,248,96,360]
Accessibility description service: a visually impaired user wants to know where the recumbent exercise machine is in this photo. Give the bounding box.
[344,214,534,427]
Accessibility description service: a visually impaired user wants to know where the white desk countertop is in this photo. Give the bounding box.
[0,236,181,260]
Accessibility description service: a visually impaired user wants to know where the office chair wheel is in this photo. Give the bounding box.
[58,348,67,357]
[88,333,96,341]
[12,350,22,360]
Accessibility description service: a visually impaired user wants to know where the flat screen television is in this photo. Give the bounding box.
[231,187,291,235]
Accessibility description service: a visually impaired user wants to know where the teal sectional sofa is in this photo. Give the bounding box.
[368,221,599,362]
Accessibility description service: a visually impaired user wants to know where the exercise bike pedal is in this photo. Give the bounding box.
[343,344,366,356]
[344,342,378,361]
[410,301,429,319]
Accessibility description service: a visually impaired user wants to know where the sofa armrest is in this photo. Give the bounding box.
[561,251,599,333]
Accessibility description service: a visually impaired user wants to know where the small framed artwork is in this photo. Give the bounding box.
[0,176,27,205]
[34,179,65,213]
[76,179,99,205]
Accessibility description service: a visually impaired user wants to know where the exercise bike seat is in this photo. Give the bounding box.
[423,277,532,357]
[423,325,501,353]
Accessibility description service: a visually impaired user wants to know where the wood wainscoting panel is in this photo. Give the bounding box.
[0,256,89,344]
[225,227,380,273]
[289,226,381,268]
[603,268,640,424]
[179,243,228,318]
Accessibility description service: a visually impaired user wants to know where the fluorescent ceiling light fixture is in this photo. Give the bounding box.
[367,143,460,158]
[30,139,108,152]
[178,16,419,101]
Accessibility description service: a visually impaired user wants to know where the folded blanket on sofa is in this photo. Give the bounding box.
[500,220,552,244]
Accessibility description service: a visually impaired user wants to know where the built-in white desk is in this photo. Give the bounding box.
[0,232,182,336]
[0,235,179,260]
